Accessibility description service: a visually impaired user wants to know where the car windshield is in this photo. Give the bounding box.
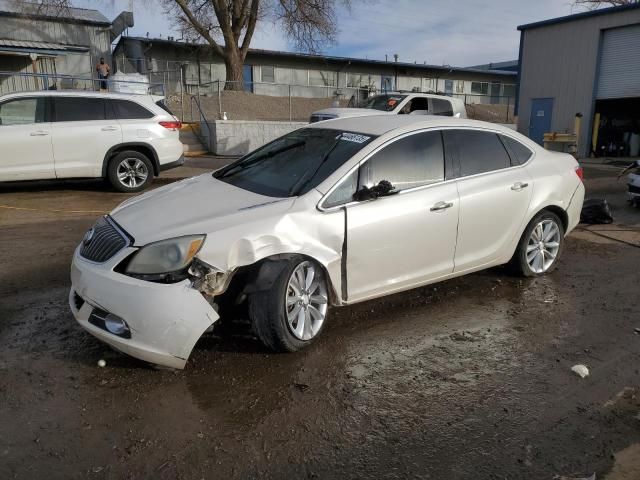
[365,94,407,112]
[214,128,376,198]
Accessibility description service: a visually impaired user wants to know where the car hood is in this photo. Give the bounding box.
[110,174,294,246]
[312,107,393,118]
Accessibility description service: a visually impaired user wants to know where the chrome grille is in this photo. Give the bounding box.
[79,216,129,263]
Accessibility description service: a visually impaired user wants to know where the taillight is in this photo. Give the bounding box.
[575,165,584,181]
[159,120,182,131]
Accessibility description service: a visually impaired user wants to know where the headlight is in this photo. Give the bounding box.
[125,235,205,275]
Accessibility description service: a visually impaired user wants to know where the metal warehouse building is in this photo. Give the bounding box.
[517,3,640,158]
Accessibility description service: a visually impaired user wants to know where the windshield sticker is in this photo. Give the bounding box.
[340,133,371,144]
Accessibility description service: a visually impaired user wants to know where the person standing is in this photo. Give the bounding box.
[96,57,110,91]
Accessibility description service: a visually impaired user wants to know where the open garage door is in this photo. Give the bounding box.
[597,24,640,99]
[593,25,640,157]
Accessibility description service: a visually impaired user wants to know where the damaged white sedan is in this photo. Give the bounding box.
[69,116,585,369]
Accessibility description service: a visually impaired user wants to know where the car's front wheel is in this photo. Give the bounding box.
[248,257,329,352]
[107,151,154,193]
[511,211,565,277]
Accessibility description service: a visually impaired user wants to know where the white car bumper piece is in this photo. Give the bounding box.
[69,247,219,369]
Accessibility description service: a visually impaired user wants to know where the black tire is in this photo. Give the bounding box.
[509,210,565,277]
[107,151,154,193]
[248,256,329,352]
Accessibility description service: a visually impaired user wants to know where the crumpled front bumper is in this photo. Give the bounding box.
[69,246,219,369]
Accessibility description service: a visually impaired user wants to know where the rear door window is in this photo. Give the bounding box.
[500,134,533,166]
[443,129,511,177]
[108,99,154,120]
[53,97,106,122]
[361,131,445,191]
[0,97,45,125]
[430,98,454,116]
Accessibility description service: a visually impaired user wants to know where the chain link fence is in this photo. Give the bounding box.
[0,66,516,124]
[0,71,165,96]
[169,81,515,124]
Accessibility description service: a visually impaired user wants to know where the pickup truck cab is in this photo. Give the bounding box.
[310,92,467,123]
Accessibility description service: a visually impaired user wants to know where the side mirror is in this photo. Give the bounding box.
[353,180,396,201]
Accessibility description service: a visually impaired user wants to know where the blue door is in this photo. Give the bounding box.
[529,98,553,145]
[243,65,253,92]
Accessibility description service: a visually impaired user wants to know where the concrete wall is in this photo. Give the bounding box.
[517,8,640,156]
[207,120,307,156]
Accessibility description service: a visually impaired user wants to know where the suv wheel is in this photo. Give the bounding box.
[511,211,564,277]
[107,151,154,193]
[248,257,329,352]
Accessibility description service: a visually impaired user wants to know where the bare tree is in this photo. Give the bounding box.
[16,0,353,89]
[163,0,351,89]
[574,0,638,9]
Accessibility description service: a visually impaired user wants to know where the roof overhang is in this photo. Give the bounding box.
[518,2,640,31]
[0,39,89,56]
[115,37,518,79]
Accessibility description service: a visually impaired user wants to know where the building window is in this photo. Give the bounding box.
[455,81,465,93]
[347,73,366,88]
[423,78,436,92]
[309,70,336,87]
[261,65,275,83]
[471,82,489,95]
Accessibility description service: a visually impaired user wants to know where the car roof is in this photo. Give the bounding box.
[306,115,518,137]
[0,90,162,102]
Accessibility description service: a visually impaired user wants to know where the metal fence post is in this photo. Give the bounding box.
[217,80,222,118]
[179,66,185,122]
[289,84,292,122]
[506,96,511,123]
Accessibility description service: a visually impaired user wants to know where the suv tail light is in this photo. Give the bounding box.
[575,165,584,181]
[159,120,182,131]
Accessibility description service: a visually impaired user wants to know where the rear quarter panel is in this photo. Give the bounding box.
[523,150,582,230]
[497,149,582,264]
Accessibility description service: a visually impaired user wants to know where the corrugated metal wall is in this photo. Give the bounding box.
[0,16,111,73]
[517,8,640,156]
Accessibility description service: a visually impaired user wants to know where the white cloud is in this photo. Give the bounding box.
[325,0,580,65]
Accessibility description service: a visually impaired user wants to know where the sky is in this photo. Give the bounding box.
[75,0,586,67]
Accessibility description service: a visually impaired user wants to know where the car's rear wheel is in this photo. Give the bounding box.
[107,151,154,193]
[511,211,564,277]
[248,257,329,352]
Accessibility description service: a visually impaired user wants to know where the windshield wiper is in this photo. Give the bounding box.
[288,135,343,197]
[214,140,306,179]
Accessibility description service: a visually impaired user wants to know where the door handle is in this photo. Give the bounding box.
[29,131,49,136]
[101,126,118,131]
[511,182,529,191]
[430,201,454,212]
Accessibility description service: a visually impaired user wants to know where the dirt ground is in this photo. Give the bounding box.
[1,161,640,479]
[170,92,514,124]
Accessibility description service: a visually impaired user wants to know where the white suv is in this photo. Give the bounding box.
[0,91,184,192]
[310,92,467,123]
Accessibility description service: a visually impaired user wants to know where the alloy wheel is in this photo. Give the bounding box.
[116,158,148,188]
[285,261,328,341]
[526,219,561,273]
